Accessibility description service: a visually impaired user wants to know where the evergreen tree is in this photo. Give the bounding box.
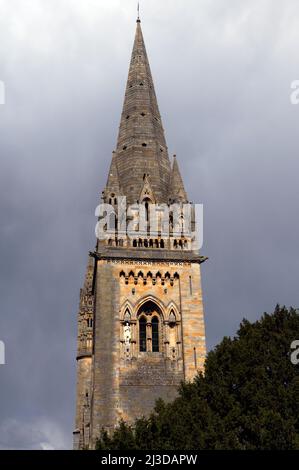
[96,306,299,450]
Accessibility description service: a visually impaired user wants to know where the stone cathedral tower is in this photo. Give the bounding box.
[73,18,207,450]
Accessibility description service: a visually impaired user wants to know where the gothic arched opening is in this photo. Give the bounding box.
[139,316,147,352]
[137,300,162,353]
[152,317,159,352]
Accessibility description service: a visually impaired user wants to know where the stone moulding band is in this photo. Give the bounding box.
[89,251,208,265]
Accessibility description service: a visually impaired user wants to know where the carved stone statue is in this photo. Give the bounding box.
[124,322,131,348]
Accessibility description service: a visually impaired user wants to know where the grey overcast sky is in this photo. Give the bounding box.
[0,0,298,449]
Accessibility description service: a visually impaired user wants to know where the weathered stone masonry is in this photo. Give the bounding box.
[73,18,207,450]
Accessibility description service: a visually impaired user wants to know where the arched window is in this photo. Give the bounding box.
[145,200,149,222]
[139,317,147,352]
[142,197,152,233]
[138,301,162,353]
[152,317,159,352]
[180,215,184,233]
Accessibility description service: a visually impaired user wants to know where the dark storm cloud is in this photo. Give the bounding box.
[0,0,298,448]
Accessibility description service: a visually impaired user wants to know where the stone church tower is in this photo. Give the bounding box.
[73,18,207,450]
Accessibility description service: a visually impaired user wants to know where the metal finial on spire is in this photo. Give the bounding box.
[137,2,141,22]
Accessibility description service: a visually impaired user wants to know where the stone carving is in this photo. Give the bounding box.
[124,322,131,357]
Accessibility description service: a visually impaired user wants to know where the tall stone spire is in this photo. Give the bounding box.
[74,16,207,450]
[113,19,171,204]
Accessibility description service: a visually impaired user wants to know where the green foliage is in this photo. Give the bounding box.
[96,306,299,450]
